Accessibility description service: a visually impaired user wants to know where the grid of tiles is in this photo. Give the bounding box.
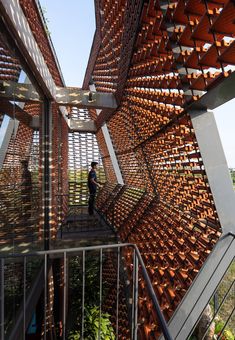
[92,0,143,102]
[0,119,40,247]
[0,35,21,82]
[68,132,106,206]
[96,129,117,183]
[19,0,64,86]
[90,0,234,334]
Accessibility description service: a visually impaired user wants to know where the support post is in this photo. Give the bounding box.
[42,99,52,250]
[190,109,235,235]
[89,85,124,184]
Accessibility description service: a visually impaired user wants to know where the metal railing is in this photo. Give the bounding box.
[190,257,235,340]
[0,243,172,340]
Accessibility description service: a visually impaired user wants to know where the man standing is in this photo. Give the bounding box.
[87,161,101,215]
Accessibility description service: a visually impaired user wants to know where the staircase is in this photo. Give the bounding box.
[52,206,118,249]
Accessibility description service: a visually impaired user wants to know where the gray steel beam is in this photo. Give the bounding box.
[0,80,41,102]
[7,265,45,340]
[0,0,56,99]
[164,235,235,340]
[0,99,32,126]
[101,123,124,184]
[89,84,124,184]
[56,87,117,110]
[69,119,96,133]
[163,109,235,339]
[0,80,117,111]
[186,71,235,111]
[0,116,19,168]
[190,109,235,235]
[42,99,52,250]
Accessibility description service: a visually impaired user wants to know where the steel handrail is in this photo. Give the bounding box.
[2,243,172,339]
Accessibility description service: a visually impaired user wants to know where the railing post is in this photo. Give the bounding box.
[42,99,52,251]
[23,257,26,340]
[213,292,219,316]
[132,248,139,339]
[1,258,4,340]
[63,252,67,340]
[81,250,85,340]
[134,251,138,340]
[133,245,173,340]
[44,254,47,340]
[116,246,120,339]
[1,243,172,339]
[98,249,103,340]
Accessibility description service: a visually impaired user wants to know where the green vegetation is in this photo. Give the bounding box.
[211,260,235,340]
[67,254,115,340]
[214,319,234,340]
[68,306,115,340]
[190,260,235,340]
[210,260,235,339]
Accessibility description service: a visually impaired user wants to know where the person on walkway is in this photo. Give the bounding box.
[87,161,101,215]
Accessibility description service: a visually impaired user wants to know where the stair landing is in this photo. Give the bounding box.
[51,208,117,249]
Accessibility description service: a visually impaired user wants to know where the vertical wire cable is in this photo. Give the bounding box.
[12,84,16,254]
[63,252,67,340]
[134,254,139,340]
[23,257,26,340]
[81,251,85,340]
[131,249,136,339]
[98,249,103,340]
[44,254,47,340]
[116,247,120,339]
[1,259,4,340]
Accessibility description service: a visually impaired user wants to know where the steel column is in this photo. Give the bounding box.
[42,99,52,250]
[190,109,235,235]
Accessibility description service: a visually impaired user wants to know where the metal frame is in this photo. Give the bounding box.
[69,119,96,133]
[161,109,235,339]
[101,124,124,184]
[1,243,172,340]
[164,235,235,340]
[190,109,235,235]
[89,84,124,184]
[7,266,45,340]
[42,99,52,250]
[0,116,19,169]
[56,88,117,110]
[0,81,41,102]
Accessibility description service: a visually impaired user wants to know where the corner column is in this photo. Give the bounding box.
[42,99,52,250]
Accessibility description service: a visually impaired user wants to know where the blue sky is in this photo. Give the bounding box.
[40,0,235,168]
[40,0,95,87]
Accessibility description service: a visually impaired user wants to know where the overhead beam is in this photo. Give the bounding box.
[190,109,235,234]
[0,81,117,112]
[0,80,41,102]
[69,119,96,133]
[186,71,235,111]
[0,99,32,126]
[56,87,117,110]
[0,115,19,168]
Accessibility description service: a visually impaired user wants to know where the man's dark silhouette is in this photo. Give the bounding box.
[87,161,101,215]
